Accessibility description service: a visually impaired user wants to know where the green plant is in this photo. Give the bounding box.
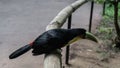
[94,0,105,3]
[94,1,120,62]
[105,3,120,18]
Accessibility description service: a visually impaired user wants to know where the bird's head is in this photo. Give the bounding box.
[69,28,86,38]
[67,28,86,44]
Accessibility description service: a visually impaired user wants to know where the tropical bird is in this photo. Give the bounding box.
[9,28,86,59]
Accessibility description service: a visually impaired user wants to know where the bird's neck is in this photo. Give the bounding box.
[67,36,81,45]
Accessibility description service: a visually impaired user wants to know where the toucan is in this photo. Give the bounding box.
[9,28,86,59]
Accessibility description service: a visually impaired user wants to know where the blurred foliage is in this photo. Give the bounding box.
[94,0,120,57]
[93,0,120,40]
[95,0,120,39]
[94,0,114,4]
[104,2,120,27]
[105,3,120,18]
[94,0,105,3]
[96,21,114,40]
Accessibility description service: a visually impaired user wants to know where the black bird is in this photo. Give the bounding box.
[9,28,86,59]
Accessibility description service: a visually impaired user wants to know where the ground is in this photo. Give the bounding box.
[64,39,120,68]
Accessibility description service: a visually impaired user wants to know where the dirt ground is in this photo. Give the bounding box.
[63,39,120,68]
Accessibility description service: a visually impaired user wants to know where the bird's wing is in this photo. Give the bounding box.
[32,37,64,55]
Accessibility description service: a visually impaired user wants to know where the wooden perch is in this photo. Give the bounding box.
[44,0,88,68]
[46,0,87,30]
[44,50,62,68]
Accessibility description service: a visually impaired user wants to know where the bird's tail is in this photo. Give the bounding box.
[9,44,32,59]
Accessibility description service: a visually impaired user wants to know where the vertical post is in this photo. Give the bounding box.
[114,0,120,48]
[65,14,72,65]
[89,1,94,32]
[68,15,72,29]
[103,2,106,15]
[114,0,120,37]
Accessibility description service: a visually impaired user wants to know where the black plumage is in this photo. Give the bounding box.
[31,28,86,55]
[9,28,86,59]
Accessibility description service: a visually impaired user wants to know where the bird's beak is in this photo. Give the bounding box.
[85,32,99,43]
